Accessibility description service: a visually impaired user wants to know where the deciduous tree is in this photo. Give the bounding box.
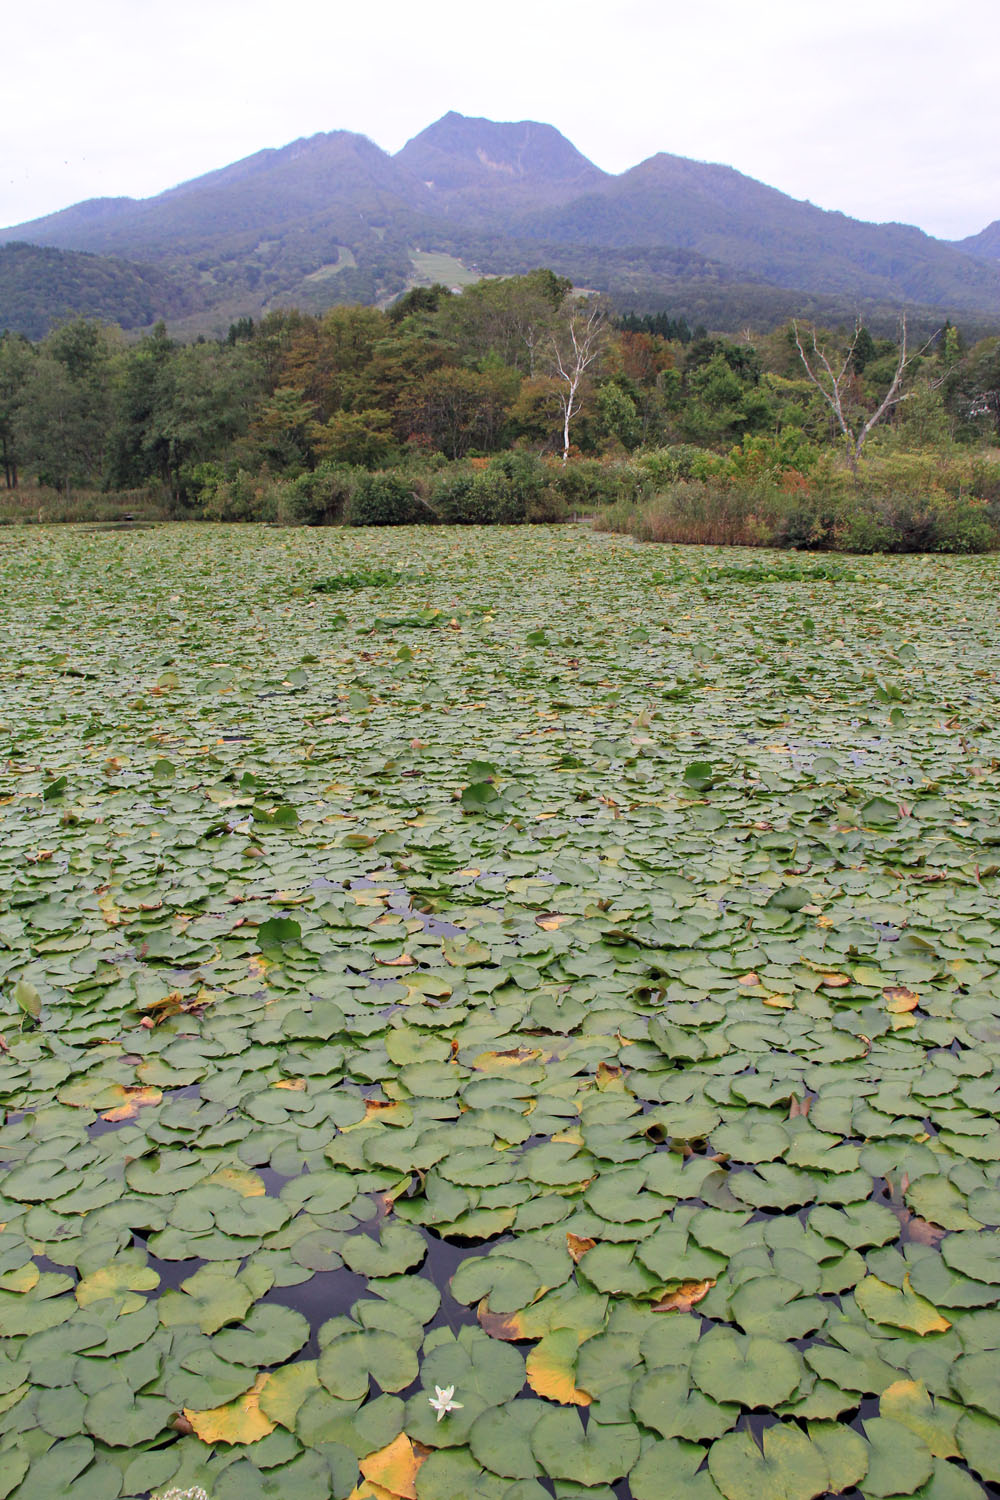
[793,316,931,471]
[547,296,609,463]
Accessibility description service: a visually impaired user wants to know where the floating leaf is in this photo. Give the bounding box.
[708,1423,830,1500]
[12,979,41,1022]
[184,1371,276,1445]
[258,1360,320,1429]
[629,1437,726,1500]
[632,1368,738,1441]
[526,1328,591,1405]
[862,1416,934,1496]
[75,1256,159,1314]
[879,1379,961,1457]
[360,1433,425,1500]
[652,1279,715,1313]
[805,1421,868,1494]
[855,1275,951,1335]
[468,1400,548,1479]
[318,1329,419,1399]
[691,1328,804,1407]
[158,1267,254,1334]
[531,1408,641,1485]
[84,1381,174,1447]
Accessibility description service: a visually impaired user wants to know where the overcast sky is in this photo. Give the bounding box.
[3,0,997,241]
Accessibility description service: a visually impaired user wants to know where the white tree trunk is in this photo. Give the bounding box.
[792,315,929,473]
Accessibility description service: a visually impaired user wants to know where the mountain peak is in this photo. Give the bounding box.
[396,112,605,195]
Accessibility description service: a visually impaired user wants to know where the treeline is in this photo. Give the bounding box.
[1,269,1000,542]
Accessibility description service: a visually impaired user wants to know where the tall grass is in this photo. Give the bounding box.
[595,475,999,554]
[0,484,172,525]
[596,480,777,547]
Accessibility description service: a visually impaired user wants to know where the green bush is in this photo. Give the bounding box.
[833,506,893,554]
[525,485,568,522]
[344,473,425,527]
[433,468,525,524]
[968,454,1000,523]
[487,450,548,499]
[875,493,995,554]
[199,468,282,522]
[277,463,360,526]
[430,453,565,525]
[431,471,481,524]
[771,501,840,551]
[546,458,626,510]
[634,445,722,485]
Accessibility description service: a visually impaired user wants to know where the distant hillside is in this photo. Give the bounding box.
[3,111,1000,339]
[0,241,199,339]
[955,221,1000,263]
[510,153,1000,312]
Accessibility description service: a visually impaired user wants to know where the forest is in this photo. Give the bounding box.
[2,269,1000,551]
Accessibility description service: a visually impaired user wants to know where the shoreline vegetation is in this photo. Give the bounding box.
[1,271,1000,552]
[2,443,999,555]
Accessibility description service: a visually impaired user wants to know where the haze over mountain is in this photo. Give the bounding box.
[3,111,999,339]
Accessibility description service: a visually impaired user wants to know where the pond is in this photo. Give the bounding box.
[0,525,998,1499]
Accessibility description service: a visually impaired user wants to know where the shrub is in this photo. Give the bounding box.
[968,454,1000,529]
[525,485,568,523]
[344,473,425,527]
[433,467,525,524]
[277,463,360,526]
[826,506,888,554]
[891,494,995,554]
[546,458,624,511]
[635,445,726,486]
[630,479,778,547]
[429,453,565,525]
[728,430,817,483]
[487,450,549,500]
[198,468,282,522]
[431,471,482,524]
[771,498,841,550]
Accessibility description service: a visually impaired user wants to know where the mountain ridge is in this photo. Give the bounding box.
[3,111,999,339]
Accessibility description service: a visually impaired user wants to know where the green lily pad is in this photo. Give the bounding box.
[158,1266,255,1334]
[862,1416,934,1495]
[531,1408,641,1485]
[317,1328,418,1399]
[632,1367,738,1440]
[468,1399,549,1478]
[628,1437,725,1500]
[707,1423,830,1500]
[691,1327,804,1407]
[83,1380,174,1446]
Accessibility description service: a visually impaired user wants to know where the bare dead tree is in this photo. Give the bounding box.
[548,298,608,463]
[792,315,935,472]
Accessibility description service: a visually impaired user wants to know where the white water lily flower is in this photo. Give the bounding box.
[428,1384,463,1421]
